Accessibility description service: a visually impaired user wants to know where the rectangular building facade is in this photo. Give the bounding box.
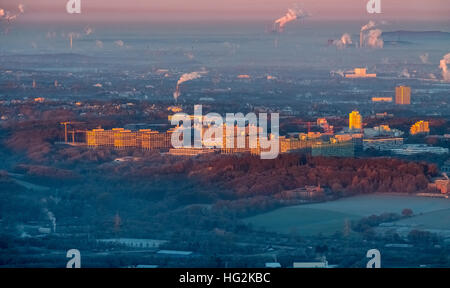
[363,138,404,151]
[395,86,411,105]
[86,128,173,150]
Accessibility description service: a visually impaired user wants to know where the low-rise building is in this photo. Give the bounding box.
[428,174,450,194]
[293,257,329,268]
[363,138,404,151]
[97,238,168,249]
[277,186,325,200]
[390,144,448,155]
[372,97,392,102]
[345,68,376,78]
[169,147,218,156]
[265,262,281,268]
[441,160,450,174]
[364,125,404,138]
[156,250,193,256]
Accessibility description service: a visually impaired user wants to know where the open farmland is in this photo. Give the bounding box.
[393,208,450,230]
[245,194,450,236]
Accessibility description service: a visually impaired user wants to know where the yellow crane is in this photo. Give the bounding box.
[60,122,83,143]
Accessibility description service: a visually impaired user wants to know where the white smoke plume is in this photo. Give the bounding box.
[420,53,429,64]
[330,70,345,77]
[400,68,411,78]
[173,71,207,101]
[0,5,23,34]
[333,33,352,49]
[84,26,93,35]
[43,209,56,233]
[177,72,204,86]
[185,52,195,60]
[439,53,450,82]
[365,29,383,48]
[6,13,17,22]
[115,40,125,47]
[361,20,376,32]
[0,4,24,23]
[274,6,308,32]
[360,21,383,48]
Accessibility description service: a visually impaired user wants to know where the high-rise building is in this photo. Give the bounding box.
[395,86,411,105]
[349,111,362,130]
[410,121,430,135]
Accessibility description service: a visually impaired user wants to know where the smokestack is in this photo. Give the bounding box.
[173,85,180,102]
[359,21,383,49]
[70,34,73,49]
[173,71,206,101]
[360,21,376,48]
[360,31,363,48]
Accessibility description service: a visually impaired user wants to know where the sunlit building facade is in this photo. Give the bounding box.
[86,128,173,150]
[410,121,430,135]
[345,68,376,78]
[395,86,411,105]
[372,97,393,102]
[349,111,362,130]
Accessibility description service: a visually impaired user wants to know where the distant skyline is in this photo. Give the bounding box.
[1,0,449,22]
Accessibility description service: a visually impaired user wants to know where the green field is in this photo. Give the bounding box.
[393,208,450,230]
[244,194,450,236]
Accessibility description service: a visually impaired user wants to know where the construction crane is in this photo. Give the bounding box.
[60,122,83,143]
[69,129,87,144]
[299,121,316,133]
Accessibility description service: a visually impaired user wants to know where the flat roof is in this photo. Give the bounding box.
[157,250,193,256]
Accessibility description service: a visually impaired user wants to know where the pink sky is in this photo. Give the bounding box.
[2,0,449,22]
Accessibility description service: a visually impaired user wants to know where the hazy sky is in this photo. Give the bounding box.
[1,0,449,22]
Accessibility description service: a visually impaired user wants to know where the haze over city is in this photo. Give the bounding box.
[0,0,450,270]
